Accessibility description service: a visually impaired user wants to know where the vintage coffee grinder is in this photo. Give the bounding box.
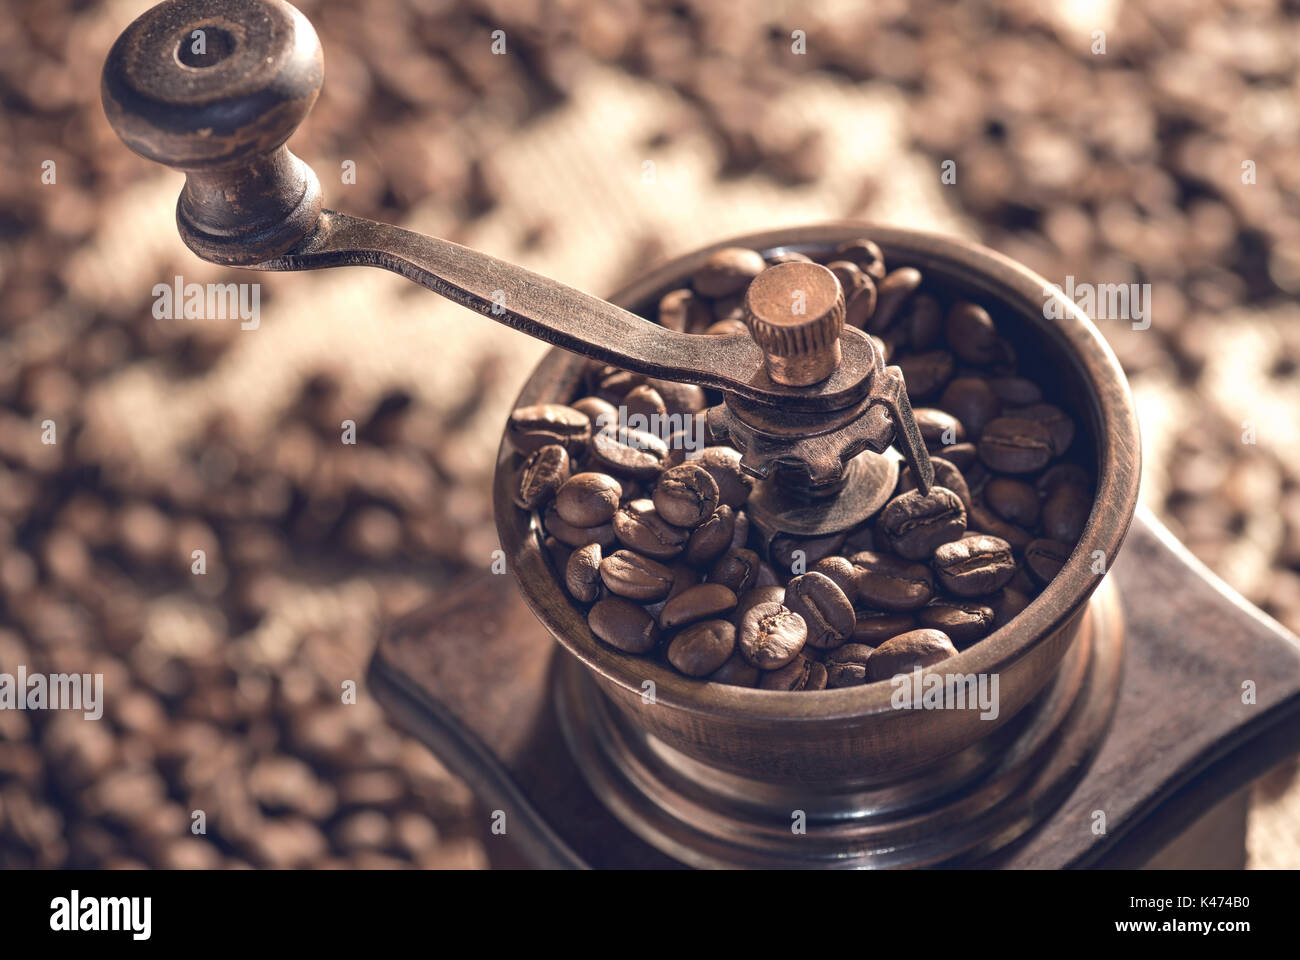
[103,0,1300,868]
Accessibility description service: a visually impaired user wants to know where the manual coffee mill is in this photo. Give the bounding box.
[104,0,1300,868]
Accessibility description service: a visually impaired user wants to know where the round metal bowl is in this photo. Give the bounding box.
[493,222,1140,789]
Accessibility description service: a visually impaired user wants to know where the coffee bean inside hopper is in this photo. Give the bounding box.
[653,462,719,528]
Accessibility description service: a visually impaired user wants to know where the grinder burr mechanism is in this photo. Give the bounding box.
[100,0,933,548]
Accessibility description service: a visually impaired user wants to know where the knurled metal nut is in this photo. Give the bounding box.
[744,261,846,357]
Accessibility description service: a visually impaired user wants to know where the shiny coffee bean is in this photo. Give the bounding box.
[766,250,813,265]
[692,447,753,507]
[707,650,761,687]
[915,408,966,451]
[685,505,735,566]
[648,378,708,416]
[966,495,1033,550]
[667,619,737,677]
[990,587,1032,627]
[983,477,1040,528]
[1011,403,1075,456]
[880,487,967,560]
[543,505,616,549]
[565,543,603,603]
[623,384,667,422]
[783,573,855,649]
[824,643,875,687]
[827,260,867,298]
[852,611,917,645]
[707,548,762,595]
[588,598,658,654]
[555,472,623,527]
[771,531,847,574]
[1037,463,1090,495]
[599,550,676,602]
[1025,538,1073,585]
[659,583,738,630]
[730,509,751,548]
[507,404,590,455]
[589,428,669,478]
[898,456,972,513]
[834,238,886,281]
[851,551,935,611]
[657,288,710,333]
[1043,482,1090,543]
[945,302,1000,365]
[932,535,1017,597]
[918,600,995,647]
[653,462,720,528]
[811,556,859,601]
[896,350,955,399]
[988,377,1042,406]
[760,656,827,691]
[868,267,922,333]
[571,396,618,431]
[941,442,979,471]
[901,293,943,350]
[733,585,787,624]
[612,499,689,559]
[738,601,808,670]
[865,629,958,681]
[978,417,1054,473]
[939,377,1000,437]
[515,444,570,510]
[846,276,879,329]
[692,247,765,298]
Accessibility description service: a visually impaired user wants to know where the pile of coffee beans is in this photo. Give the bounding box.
[509,240,1093,690]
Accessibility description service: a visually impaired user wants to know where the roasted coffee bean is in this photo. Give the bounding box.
[845,275,879,329]
[771,531,847,574]
[692,447,753,507]
[623,384,667,422]
[593,365,645,400]
[983,477,1040,528]
[932,535,1017,597]
[942,442,979,472]
[515,444,570,510]
[1011,403,1075,457]
[657,288,710,333]
[990,587,1032,627]
[659,583,738,630]
[901,293,943,350]
[868,267,922,333]
[918,600,996,647]
[1037,463,1090,495]
[571,396,618,431]
[966,495,1033,550]
[865,629,958,681]
[766,250,813,265]
[811,556,859,601]
[896,350,955,399]
[834,238,886,280]
[915,408,966,451]
[880,487,967,560]
[565,543,603,603]
[939,377,1000,438]
[589,428,669,478]
[852,611,917,645]
[733,585,787,624]
[707,650,761,687]
[1025,538,1073,585]
[945,302,1000,365]
[653,462,720,528]
[707,548,761,595]
[760,656,827,691]
[666,562,701,601]
[612,499,689,559]
[667,619,736,677]
[978,417,1054,473]
[543,505,616,549]
[851,551,935,611]
[988,377,1042,406]
[842,521,875,554]
[507,404,590,455]
[685,505,735,566]
[588,598,658,654]
[738,602,808,670]
[599,550,675,602]
[711,292,745,323]
[692,247,765,298]
[648,378,708,416]
[756,561,782,587]
[704,318,749,336]
[898,456,972,514]
[824,643,874,687]
[827,260,868,298]
[544,535,573,574]
[783,573,855,649]
[555,472,623,527]
[1043,482,1090,543]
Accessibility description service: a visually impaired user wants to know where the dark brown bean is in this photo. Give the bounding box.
[738,601,807,670]
[685,505,735,567]
[667,619,736,677]
[966,494,1034,550]
[1025,538,1073,585]
[571,396,618,431]
[851,551,935,611]
[983,477,1040,528]
[990,587,1032,627]
[939,377,1000,438]
[898,456,972,513]
[623,384,667,422]
[692,247,765,298]
[852,611,917,645]
[707,548,761,595]
[941,442,979,471]
[707,650,761,687]
[811,556,859,602]
[783,572,855,649]
[657,288,710,333]
[1037,463,1090,496]
[915,408,966,451]
[845,275,879,329]
[918,601,995,647]
[543,505,616,549]
[653,462,720,528]
[760,656,827,691]
[824,643,875,687]
[988,377,1042,406]
[1043,482,1090,543]
[564,543,602,603]
[659,583,738,630]
[514,444,570,510]
[599,550,675,601]
[879,487,967,560]
[945,302,1000,365]
[733,585,788,624]
[868,267,922,333]
[865,629,958,681]
[588,428,669,478]
[896,350,955,399]
[771,531,847,574]
[647,378,708,416]
[612,499,689,559]
[901,293,943,350]
[1010,403,1075,456]
[978,417,1054,473]
[932,535,1017,597]
[507,404,590,455]
[588,598,658,654]
[555,472,623,527]
[834,239,886,280]
[692,447,753,507]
